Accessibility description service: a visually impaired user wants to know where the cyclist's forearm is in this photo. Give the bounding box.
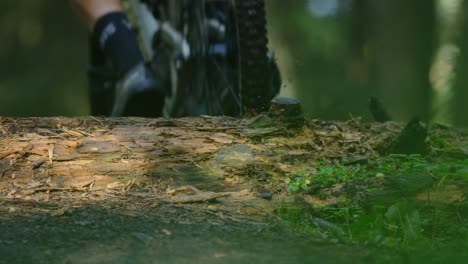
[70,0,123,30]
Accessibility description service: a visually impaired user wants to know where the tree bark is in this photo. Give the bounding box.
[0,116,406,192]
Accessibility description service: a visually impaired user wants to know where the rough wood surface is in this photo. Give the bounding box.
[1,116,464,217]
[0,116,468,215]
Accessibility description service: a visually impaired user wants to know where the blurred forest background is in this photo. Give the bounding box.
[0,0,468,126]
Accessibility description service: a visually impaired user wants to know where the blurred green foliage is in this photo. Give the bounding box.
[268,0,436,122]
[0,1,89,116]
[0,0,467,126]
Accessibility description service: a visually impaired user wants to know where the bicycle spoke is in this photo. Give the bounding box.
[208,56,242,109]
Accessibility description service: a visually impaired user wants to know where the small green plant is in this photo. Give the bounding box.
[285,163,354,192]
[285,167,313,192]
[315,163,350,185]
[286,176,312,192]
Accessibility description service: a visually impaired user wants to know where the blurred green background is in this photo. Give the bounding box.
[0,1,88,117]
[0,0,467,126]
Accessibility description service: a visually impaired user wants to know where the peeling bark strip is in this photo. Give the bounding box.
[0,116,462,204]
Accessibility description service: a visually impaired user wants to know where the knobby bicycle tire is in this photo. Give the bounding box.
[138,0,275,117]
[232,0,272,114]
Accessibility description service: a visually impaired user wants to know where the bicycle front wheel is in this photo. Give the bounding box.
[154,0,279,117]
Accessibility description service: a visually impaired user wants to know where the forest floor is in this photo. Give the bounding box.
[0,116,467,263]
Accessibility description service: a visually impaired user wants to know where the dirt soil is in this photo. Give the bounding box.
[0,200,385,264]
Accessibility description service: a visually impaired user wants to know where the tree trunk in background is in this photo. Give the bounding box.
[267,0,354,120]
[368,0,435,122]
[343,0,372,118]
[453,1,468,127]
[348,0,368,60]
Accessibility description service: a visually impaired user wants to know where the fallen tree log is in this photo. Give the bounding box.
[0,116,466,216]
[0,116,388,185]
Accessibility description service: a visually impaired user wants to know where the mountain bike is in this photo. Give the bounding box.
[91,0,281,117]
